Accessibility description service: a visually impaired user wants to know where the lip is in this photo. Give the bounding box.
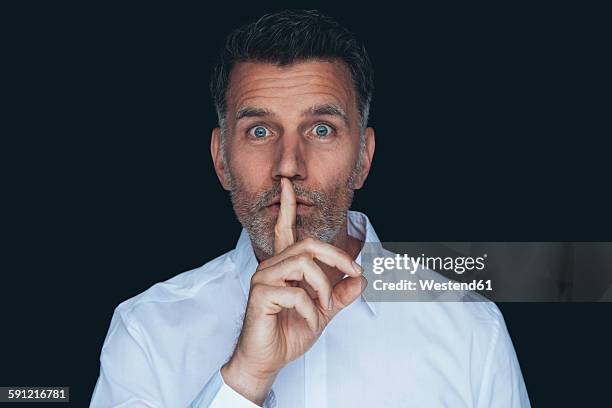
[267,197,314,207]
[266,197,314,216]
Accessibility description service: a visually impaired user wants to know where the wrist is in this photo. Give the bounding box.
[221,356,278,406]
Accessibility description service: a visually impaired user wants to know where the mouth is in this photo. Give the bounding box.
[266,197,314,216]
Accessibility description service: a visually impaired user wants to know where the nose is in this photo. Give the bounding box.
[272,133,307,182]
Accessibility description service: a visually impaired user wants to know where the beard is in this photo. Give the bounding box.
[228,170,358,259]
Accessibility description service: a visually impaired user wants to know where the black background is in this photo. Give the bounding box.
[2,2,610,406]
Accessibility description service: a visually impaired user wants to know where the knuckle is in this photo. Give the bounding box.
[280,255,298,268]
[249,283,264,298]
[335,248,351,264]
[250,272,260,285]
[296,253,312,267]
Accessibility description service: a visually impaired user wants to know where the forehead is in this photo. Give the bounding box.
[226,60,357,117]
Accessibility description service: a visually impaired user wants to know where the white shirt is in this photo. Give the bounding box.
[91,211,530,407]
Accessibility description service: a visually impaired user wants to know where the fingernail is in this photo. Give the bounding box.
[328,296,334,311]
[352,261,363,274]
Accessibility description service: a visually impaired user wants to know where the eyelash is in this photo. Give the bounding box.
[310,123,336,138]
[246,123,337,140]
[247,125,273,140]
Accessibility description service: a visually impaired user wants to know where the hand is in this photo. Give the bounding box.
[221,177,366,405]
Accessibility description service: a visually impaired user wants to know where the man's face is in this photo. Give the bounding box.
[212,60,374,258]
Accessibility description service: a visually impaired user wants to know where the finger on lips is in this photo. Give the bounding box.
[273,178,297,255]
[256,176,363,323]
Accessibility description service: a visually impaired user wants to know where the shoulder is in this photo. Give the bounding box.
[112,249,237,326]
[419,266,506,331]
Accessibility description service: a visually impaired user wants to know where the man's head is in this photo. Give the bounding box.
[210,10,375,258]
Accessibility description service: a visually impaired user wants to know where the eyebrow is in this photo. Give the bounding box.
[235,106,273,121]
[302,103,349,126]
[234,103,349,126]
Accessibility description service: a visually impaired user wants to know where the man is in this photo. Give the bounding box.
[91,10,530,407]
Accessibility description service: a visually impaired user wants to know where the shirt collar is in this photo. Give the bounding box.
[231,210,380,316]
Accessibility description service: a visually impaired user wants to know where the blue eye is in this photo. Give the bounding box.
[314,124,331,138]
[250,126,269,138]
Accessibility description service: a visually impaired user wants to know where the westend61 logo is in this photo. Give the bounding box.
[372,253,488,275]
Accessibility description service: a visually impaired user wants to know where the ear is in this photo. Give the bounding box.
[352,127,376,189]
[210,127,231,191]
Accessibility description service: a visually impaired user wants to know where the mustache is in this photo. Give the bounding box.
[254,182,325,210]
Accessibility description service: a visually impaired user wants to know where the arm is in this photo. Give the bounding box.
[475,306,531,408]
[90,311,159,407]
[90,311,273,408]
[91,178,364,407]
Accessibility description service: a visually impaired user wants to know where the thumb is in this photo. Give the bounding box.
[328,275,367,319]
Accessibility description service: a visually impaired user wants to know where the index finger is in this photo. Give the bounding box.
[273,178,296,254]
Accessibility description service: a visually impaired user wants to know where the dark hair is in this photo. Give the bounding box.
[210,9,374,132]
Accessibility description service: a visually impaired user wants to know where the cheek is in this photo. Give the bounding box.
[306,148,356,182]
[228,147,274,189]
